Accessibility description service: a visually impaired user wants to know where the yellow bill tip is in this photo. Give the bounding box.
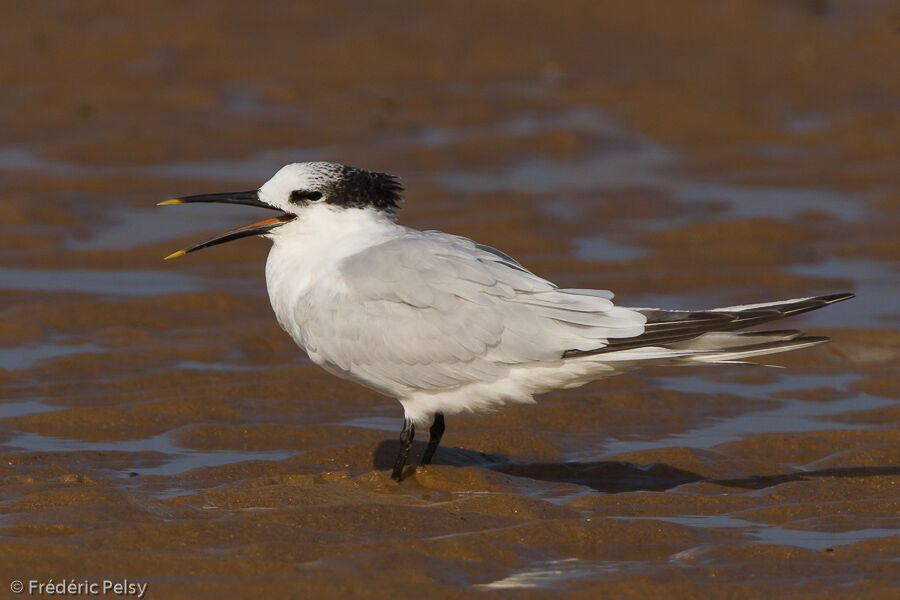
[157,198,184,206]
[164,250,187,260]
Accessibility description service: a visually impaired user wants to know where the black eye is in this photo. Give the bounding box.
[289,190,323,204]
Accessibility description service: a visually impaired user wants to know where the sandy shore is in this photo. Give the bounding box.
[1,1,898,597]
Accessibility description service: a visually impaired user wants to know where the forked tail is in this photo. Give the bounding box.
[563,292,854,363]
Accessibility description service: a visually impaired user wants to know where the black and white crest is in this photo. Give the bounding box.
[301,163,403,212]
[327,165,404,211]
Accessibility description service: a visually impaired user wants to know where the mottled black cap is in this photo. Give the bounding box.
[321,164,404,212]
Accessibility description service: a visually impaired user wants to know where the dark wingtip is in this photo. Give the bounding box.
[820,292,855,304]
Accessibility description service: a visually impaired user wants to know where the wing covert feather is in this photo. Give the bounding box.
[294,230,645,394]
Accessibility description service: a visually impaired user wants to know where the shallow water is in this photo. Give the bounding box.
[4,431,298,478]
[0,267,203,295]
[0,344,103,371]
[0,2,898,598]
[627,515,900,551]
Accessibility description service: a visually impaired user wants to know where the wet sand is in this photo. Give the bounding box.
[1,1,898,597]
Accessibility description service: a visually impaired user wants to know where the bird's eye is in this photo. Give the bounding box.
[289,190,323,204]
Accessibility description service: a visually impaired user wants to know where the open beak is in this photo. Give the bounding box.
[158,190,296,260]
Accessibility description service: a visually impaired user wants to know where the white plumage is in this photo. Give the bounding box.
[162,161,854,480]
[266,210,646,424]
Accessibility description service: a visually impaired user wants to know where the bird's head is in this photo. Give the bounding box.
[160,162,403,259]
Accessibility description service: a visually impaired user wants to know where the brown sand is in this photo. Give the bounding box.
[1,1,898,598]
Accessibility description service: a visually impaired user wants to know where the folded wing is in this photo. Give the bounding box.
[295,230,646,395]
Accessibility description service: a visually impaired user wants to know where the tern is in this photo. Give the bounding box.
[161,162,853,481]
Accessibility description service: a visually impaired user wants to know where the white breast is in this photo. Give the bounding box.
[264,204,399,357]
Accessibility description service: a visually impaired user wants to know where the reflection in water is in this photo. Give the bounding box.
[602,389,892,458]
[437,111,867,224]
[572,235,648,262]
[341,415,401,432]
[3,431,297,477]
[174,361,277,372]
[476,558,633,590]
[628,514,900,551]
[678,182,866,222]
[0,108,619,183]
[65,205,272,251]
[0,146,315,183]
[0,267,202,296]
[0,400,61,419]
[652,372,858,397]
[0,343,102,370]
[0,107,869,226]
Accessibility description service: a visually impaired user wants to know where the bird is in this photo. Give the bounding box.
[160,162,854,481]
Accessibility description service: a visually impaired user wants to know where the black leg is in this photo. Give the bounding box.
[420,412,445,466]
[391,417,415,481]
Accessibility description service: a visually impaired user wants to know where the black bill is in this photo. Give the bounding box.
[158,190,295,259]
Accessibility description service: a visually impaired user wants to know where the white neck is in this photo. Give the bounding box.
[264,204,400,336]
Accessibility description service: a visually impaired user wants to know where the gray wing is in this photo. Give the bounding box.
[296,229,646,395]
